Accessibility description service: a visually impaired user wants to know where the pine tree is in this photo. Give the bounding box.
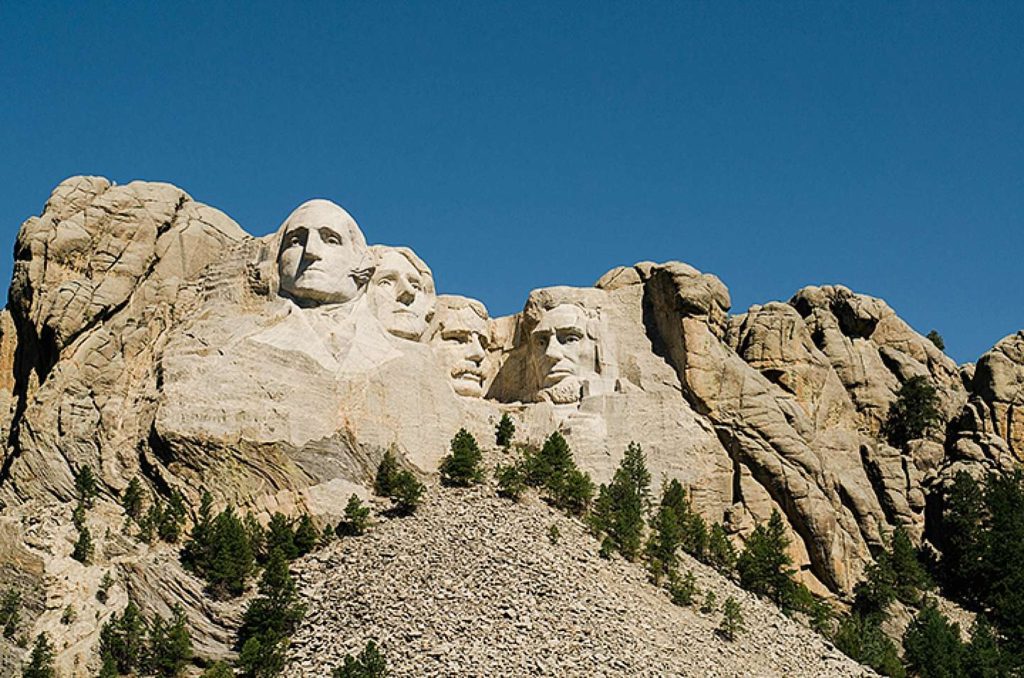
[523,432,575,488]
[100,601,147,674]
[495,413,515,448]
[549,467,594,516]
[1,588,21,639]
[834,612,906,677]
[373,449,400,497]
[668,570,697,607]
[389,470,425,516]
[439,428,484,487]
[145,606,193,678]
[205,506,255,598]
[736,510,795,606]
[494,462,526,501]
[337,494,371,537]
[122,478,144,520]
[926,330,946,351]
[979,470,1024,654]
[718,596,744,641]
[890,526,931,604]
[963,617,1008,678]
[706,523,736,573]
[200,662,235,678]
[182,492,215,571]
[266,513,298,560]
[645,497,684,583]
[72,524,94,564]
[882,375,942,448]
[97,571,114,604]
[22,633,55,678]
[940,471,984,602]
[333,640,387,677]
[237,548,307,678]
[591,443,650,561]
[157,491,187,543]
[903,600,965,678]
[294,514,320,556]
[75,465,98,508]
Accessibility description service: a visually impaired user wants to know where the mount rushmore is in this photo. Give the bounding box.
[0,175,1020,611]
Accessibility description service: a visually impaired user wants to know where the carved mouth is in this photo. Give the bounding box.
[543,368,575,386]
[453,369,484,384]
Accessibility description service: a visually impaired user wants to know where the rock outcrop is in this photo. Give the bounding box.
[0,176,1017,674]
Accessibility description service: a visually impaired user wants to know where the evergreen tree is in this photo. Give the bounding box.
[523,432,575,488]
[718,596,744,641]
[389,470,425,516]
[853,547,897,618]
[494,462,526,501]
[97,571,114,604]
[591,443,650,561]
[736,510,795,606]
[495,413,515,449]
[237,548,307,678]
[200,662,234,678]
[834,612,906,677]
[940,471,984,602]
[72,524,94,564]
[266,513,298,560]
[245,513,267,562]
[99,601,147,674]
[660,480,709,560]
[926,330,946,351]
[903,601,965,678]
[667,569,697,607]
[549,467,594,516]
[890,526,931,604]
[705,523,736,573]
[294,514,320,557]
[1,588,21,639]
[373,449,400,497]
[75,465,98,508]
[157,491,187,543]
[121,478,144,520]
[145,606,193,678]
[206,506,255,598]
[439,428,485,487]
[337,494,371,537]
[882,375,942,448]
[964,617,1010,678]
[645,490,684,583]
[700,590,717,614]
[22,633,55,678]
[979,470,1024,654]
[333,640,387,677]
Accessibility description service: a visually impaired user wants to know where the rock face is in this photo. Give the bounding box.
[0,176,1017,673]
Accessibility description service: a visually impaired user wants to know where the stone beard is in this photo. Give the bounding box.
[277,199,371,307]
[369,247,436,341]
[430,296,490,397]
[528,303,601,404]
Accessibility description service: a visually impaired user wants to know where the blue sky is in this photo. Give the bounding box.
[0,2,1020,363]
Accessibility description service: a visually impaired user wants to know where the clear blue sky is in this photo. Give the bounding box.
[1,2,1020,363]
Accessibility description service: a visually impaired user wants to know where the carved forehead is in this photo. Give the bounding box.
[371,246,435,291]
[534,304,586,332]
[280,199,366,247]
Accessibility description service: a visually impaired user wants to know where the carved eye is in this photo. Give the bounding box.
[321,230,343,245]
[377,279,394,288]
[286,234,302,247]
[561,332,582,345]
[410,281,423,292]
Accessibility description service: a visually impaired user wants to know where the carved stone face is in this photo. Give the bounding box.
[278,200,368,307]
[432,304,489,397]
[370,249,435,341]
[528,303,598,404]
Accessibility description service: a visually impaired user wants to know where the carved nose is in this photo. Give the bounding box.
[302,232,324,261]
[543,335,562,360]
[396,282,415,305]
[467,335,485,363]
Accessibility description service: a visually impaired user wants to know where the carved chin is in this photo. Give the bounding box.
[541,380,581,404]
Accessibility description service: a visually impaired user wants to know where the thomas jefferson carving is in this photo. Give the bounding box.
[369,246,436,341]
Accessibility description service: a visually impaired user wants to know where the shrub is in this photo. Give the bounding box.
[736,510,795,606]
[495,413,515,448]
[333,639,387,677]
[337,494,371,537]
[494,462,526,501]
[60,605,75,625]
[668,570,697,607]
[718,597,744,641]
[122,478,144,520]
[834,612,905,678]
[97,571,114,604]
[926,330,945,351]
[389,470,425,516]
[373,449,400,497]
[200,662,235,678]
[549,467,594,516]
[22,633,55,678]
[75,465,98,508]
[700,590,717,614]
[548,524,560,545]
[882,375,942,448]
[439,428,484,487]
[237,549,307,678]
[706,523,736,574]
[183,502,255,599]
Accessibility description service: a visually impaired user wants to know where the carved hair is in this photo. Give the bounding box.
[428,294,490,343]
[369,245,436,295]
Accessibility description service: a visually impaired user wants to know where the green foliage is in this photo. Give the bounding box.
[200,662,235,678]
[700,590,717,614]
[60,604,76,625]
[834,612,906,678]
[294,514,320,557]
[548,524,560,545]
[439,428,485,487]
[645,489,684,583]
[237,549,307,678]
[495,413,515,449]
[333,639,388,677]
[1,587,21,639]
[591,443,650,561]
[145,606,193,678]
[22,633,55,678]
[903,600,964,678]
[940,471,984,602]
[521,433,594,515]
[100,601,147,674]
[183,501,255,599]
[883,375,942,448]
[706,523,736,574]
[549,467,594,516]
[75,465,98,507]
[337,494,371,537]
[978,471,1024,655]
[97,571,115,604]
[736,510,795,607]
[266,513,298,561]
[72,523,94,564]
[373,449,400,497]
[964,618,1011,678]
[494,462,526,501]
[890,526,932,603]
[668,570,697,607]
[388,470,425,516]
[926,330,946,351]
[122,478,144,520]
[158,492,187,543]
[718,596,744,641]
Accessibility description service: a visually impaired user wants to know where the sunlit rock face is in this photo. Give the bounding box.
[5,175,1013,601]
